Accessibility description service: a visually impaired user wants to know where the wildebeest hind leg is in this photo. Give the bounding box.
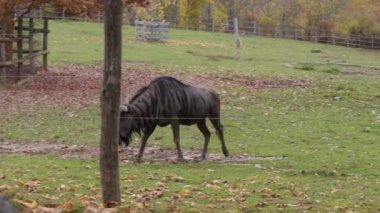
[197,120,211,160]
[171,120,185,162]
[210,118,229,157]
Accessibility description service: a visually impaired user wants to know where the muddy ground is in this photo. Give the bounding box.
[0,140,282,164]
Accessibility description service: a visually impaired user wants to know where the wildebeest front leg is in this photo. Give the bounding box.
[171,119,185,162]
[197,120,211,160]
[136,127,155,162]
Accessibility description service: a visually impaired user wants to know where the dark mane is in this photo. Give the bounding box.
[129,86,149,103]
[150,76,188,86]
[128,76,189,106]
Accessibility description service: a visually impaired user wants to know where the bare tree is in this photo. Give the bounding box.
[100,0,122,207]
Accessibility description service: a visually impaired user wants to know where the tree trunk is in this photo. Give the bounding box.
[227,0,235,31]
[100,0,122,207]
[206,3,213,31]
[174,0,180,26]
[1,1,15,61]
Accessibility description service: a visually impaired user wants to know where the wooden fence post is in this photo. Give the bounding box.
[212,19,215,32]
[17,18,23,80]
[252,21,257,35]
[97,12,101,23]
[332,33,336,45]
[28,18,35,67]
[39,7,43,19]
[43,18,48,70]
[234,18,241,60]
[0,22,6,84]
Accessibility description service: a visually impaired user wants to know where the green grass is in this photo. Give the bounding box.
[1,154,378,212]
[48,20,380,77]
[1,20,380,211]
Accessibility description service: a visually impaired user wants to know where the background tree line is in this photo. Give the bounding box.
[1,0,380,37]
[133,0,380,37]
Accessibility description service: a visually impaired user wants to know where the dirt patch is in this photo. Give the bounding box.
[3,64,39,83]
[189,74,312,89]
[340,70,380,77]
[0,141,282,164]
[0,64,312,109]
[0,65,162,109]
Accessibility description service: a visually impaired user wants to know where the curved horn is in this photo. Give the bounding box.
[120,105,129,112]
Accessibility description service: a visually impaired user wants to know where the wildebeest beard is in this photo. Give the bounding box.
[119,116,142,146]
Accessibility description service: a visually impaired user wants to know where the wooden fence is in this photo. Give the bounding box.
[167,20,380,50]
[41,9,379,50]
[0,17,49,82]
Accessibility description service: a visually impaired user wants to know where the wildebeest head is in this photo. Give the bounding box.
[119,105,140,146]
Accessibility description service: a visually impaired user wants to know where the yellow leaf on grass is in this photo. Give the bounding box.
[179,189,190,198]
[14,199,38,209]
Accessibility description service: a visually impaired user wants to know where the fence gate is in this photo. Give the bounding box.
[0,17,49,83]
[135,20,169,41]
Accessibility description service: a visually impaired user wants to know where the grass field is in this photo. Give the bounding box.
[1,20,380,212]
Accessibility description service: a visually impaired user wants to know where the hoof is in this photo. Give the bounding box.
[134,157,143,163]
[193,156,205,162]
[177,158,187,163]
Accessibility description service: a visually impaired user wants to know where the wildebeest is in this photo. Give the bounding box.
[119,76,229,162]
[0,194,17,213]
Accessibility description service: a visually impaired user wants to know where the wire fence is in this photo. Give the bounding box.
[0,111,256,120]
[12,6,380,50]
[76,14,380,50]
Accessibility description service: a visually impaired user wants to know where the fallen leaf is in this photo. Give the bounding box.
[83,206,99,213]
[34,206,63,213]
[174,176,184,182]
[207,204,217,209]
[179,189,190,198]
[118,205,133,213]
[104,201,119,208]
[255,201,267,208]
[14,199,38,209]
[0,184,10,190]
[62,201,75,212]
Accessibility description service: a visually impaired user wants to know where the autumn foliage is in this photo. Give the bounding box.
[136,0,380,36]
[0,0,149,20]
